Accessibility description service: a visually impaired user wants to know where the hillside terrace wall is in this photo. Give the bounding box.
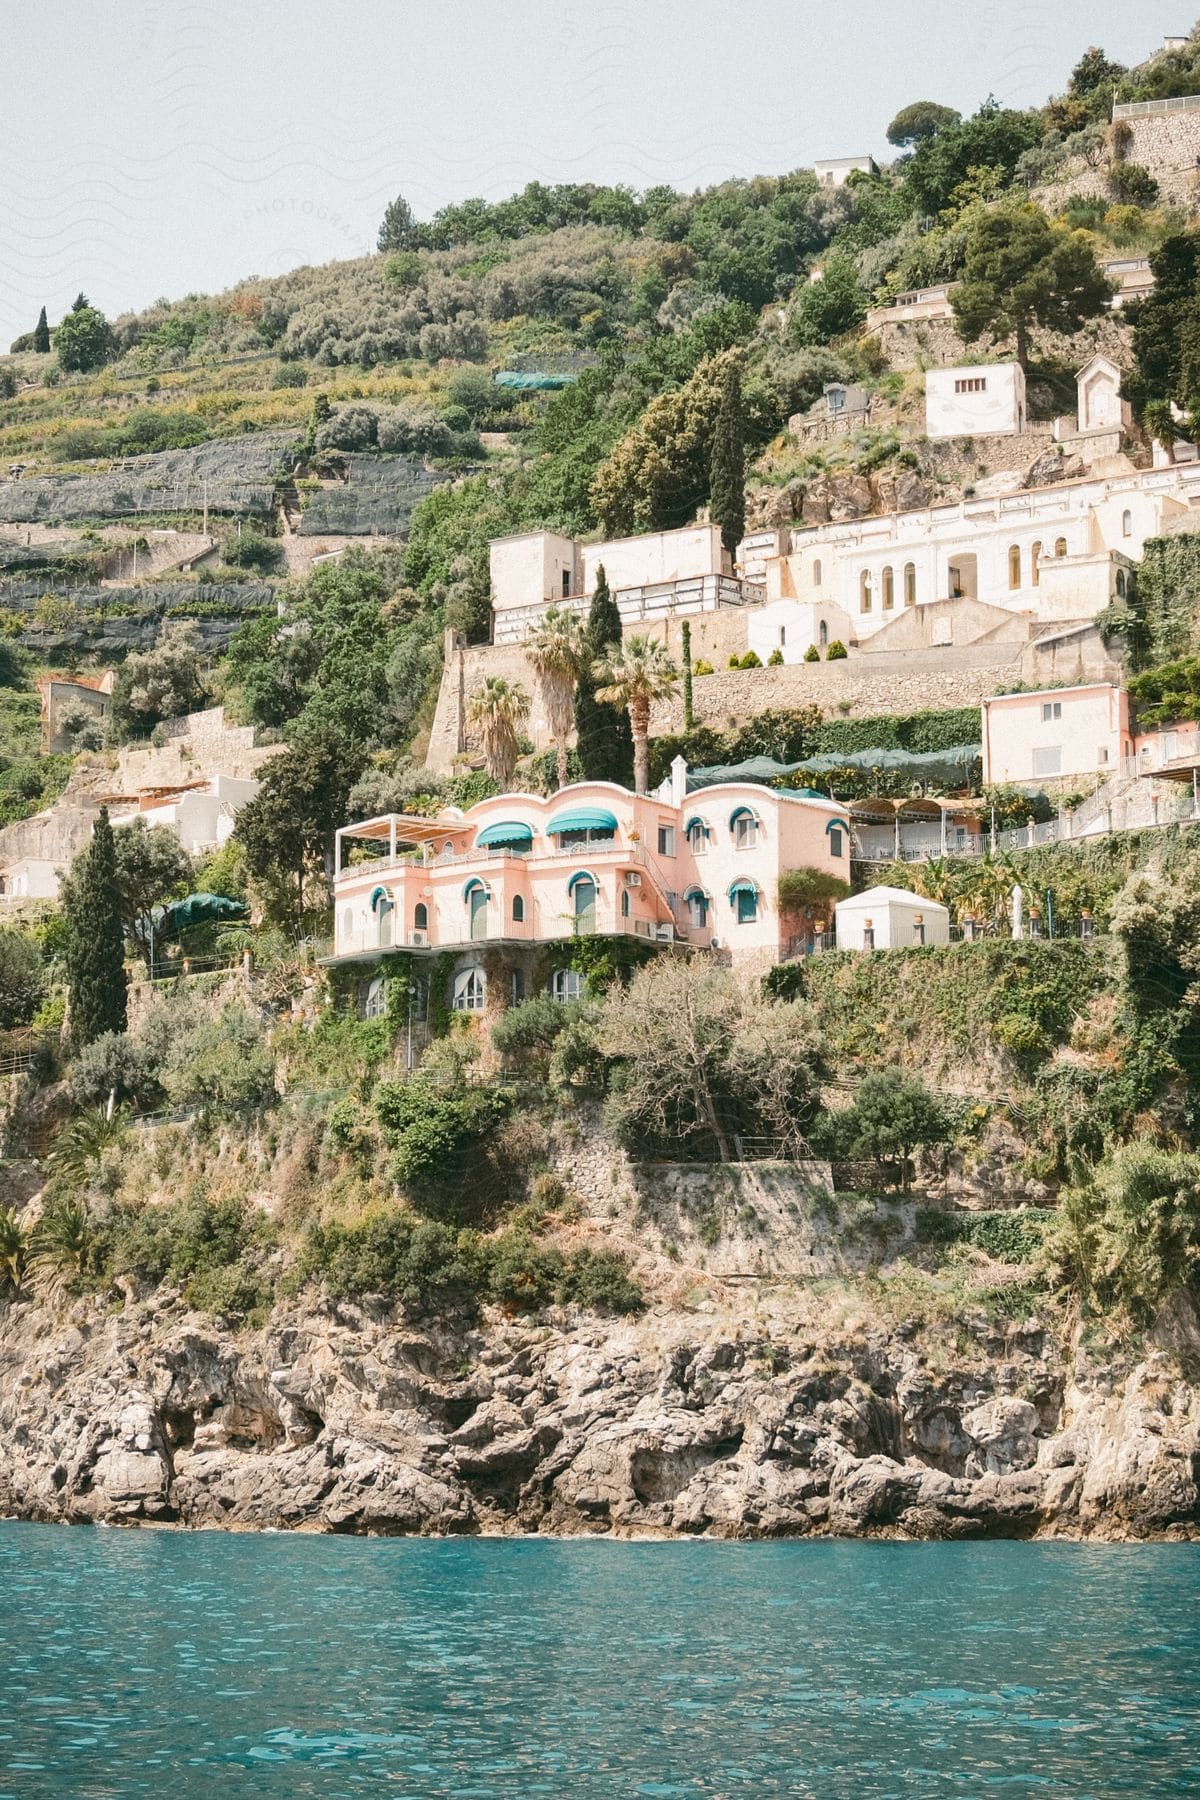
[1035,109,1200,215]
[426,621,1119,770]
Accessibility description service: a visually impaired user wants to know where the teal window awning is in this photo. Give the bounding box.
[729,805,760,827]
[567,870,599,894]
[684,885,710,902]
[825,818,846,835]
[370,886,391,911]
[463,876,490,898]
[547,806,619,836]
[728,878,759,900]
[684,816,710,837]
[476,820,534,849]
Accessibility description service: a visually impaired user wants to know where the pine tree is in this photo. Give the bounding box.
[573,565,633,785]
[32,307,50,354]
[63,808,127,1049]
[709,359,746,558]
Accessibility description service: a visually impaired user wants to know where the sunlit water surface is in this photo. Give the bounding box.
[2,1525,1198,1797]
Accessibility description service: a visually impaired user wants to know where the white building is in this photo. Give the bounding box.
[1074,355,1131,437]
[926,364,1027,440]
[766,461,1200,641]
[112,775,260,858]
[813,157,878,188]
[835,886,951,952]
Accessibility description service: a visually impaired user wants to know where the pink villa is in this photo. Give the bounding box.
[329,767,850,1010]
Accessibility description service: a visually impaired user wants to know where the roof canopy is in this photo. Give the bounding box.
[837,884,950,913]
[547,806,618,835]
[475,820,534,848]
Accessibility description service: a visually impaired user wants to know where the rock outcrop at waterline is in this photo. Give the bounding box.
[3,1293,1199,1540]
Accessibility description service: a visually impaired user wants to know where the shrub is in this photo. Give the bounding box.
[67,1031,159,1108]
[161,1006,276,1109]
[106,1184,271,1319]
[297,1207,472,1309]
[491,992,583,1060]
[825,639,848,660]
[374,1076,512,1211]
[270,362,308,388]
[918,1207,1053,1262]
[1107,164,1159,207]
[1048,1146,1200,1323]
[693,659,713,676]
[0,927,43,1028]
[223,527,281,572]
[739,650,762,669]
[768,649,784,666]
[556,1246,643,1313]
[803,645,820,662]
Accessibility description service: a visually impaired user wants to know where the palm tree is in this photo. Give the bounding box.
[594,636,679,794]
[0,1206,25,1292]
[49,1106,129,1183]
[524,608,586,791]
[27,1196,93,1306]
[465,677,531,790]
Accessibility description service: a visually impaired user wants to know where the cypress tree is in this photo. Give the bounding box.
[573,564,633,785]
[64,807,127,1048]
[709,359,746,559]
[33,306,50,354]
[682,621,694,729]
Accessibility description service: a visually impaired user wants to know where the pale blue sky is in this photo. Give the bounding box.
[0,0,1189,344]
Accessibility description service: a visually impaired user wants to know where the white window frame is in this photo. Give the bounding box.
[550,968,585,1003]
[657,824,676,857]
[734,815,759,850]
[452,967,487,1012]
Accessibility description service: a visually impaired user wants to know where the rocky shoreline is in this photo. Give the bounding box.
[3,1288,1200,1541]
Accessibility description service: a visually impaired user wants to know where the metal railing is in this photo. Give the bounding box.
[1113,93,1200,119]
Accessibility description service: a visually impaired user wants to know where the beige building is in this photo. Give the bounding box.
[489,524,761,646]
[981,683,1132,785]
[767,461,1199,641]
[926,364,1027,440]
[813,156,878,187]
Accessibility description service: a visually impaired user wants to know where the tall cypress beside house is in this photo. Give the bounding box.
[64,807,127,1048]
[574,564,633,784]
[709,359,746,559]
[33,307,50,354]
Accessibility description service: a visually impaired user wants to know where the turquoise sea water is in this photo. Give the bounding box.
[2,1527,1199,1798]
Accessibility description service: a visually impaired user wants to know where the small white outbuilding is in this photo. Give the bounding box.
[835,885,951,952]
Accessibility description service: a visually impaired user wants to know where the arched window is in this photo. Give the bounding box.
[882,566,895,611]
[859,570,872,614]
[828,825,844,859]
[685,817,709,854]
[1008,545,1022,590]
[1031,541,1042,588]
[1055,537,1068,559]
[413,902,428,931]
[813,558,822,586]
[730,806,760,849]
[729,879,759,924]
[512,895,525,923]
[1122,509,1133,538]
[903,563,916,608]
[819,620,829,647]
[686,888,710,928]
[621,887,630,918]
[1115,569,1127,599]
[550,968,585,1003]
[452,967,486,1012]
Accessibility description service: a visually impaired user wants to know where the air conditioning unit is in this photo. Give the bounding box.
[624,871,642,887]
[409,931,426,946]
